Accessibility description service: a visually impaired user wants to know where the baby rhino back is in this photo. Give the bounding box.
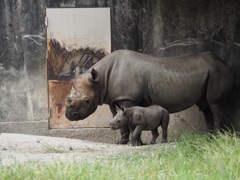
[134,105,167,130]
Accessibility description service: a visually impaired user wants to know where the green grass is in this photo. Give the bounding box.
[1,132,240,180]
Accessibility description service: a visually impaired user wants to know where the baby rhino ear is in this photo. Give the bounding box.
[115,105,121,113]
[122,106,127,115]
[115,106,127,115]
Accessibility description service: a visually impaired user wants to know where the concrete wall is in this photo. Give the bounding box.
[0,1,47,123]
[1,0,240,143]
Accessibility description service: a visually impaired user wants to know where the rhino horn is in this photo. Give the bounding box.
[75,66,82,75]
[70,85,81,97]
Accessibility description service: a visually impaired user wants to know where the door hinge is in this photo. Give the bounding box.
[45,17,48,27]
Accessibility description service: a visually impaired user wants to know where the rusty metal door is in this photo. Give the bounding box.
[46,8,112,128]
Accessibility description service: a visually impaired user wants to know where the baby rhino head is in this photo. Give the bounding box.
[109,107,128,130]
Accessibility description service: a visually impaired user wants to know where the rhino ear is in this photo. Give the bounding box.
[89,68,99,82]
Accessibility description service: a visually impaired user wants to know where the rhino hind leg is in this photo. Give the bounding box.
[150,128,159,144]
[205,70,232,131]
[202,107,214,131]
[197,98,222,131]
[196,93,214,131]
[161,112,169,143]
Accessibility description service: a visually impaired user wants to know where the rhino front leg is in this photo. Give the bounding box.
[109,104,129,144]
[117,126,130,144]
[131,125,144,146]
[115,101,137,145]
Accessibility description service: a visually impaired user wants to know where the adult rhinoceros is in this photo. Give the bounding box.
[65,50,233,144]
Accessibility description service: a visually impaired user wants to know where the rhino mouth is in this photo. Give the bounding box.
[65,100,98,121]
[109,123,120,130]
[65,110,87,121]
[110,126,116,130]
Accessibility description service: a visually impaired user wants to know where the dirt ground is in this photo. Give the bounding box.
[0,133,165,166]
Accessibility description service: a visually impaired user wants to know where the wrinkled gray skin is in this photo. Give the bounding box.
[110,105,169,146]
[65,50,233,144]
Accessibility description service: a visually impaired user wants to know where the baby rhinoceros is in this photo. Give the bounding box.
[110,105,169,146]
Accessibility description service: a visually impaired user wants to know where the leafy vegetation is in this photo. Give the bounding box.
[0,132,240,180]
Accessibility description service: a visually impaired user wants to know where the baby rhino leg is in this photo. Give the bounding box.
[161,112,170,143]
[131,125,144,146]
[150,128,159,144]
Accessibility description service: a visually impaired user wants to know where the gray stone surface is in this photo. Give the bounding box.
[0,1,47,122]
[0,0,240,141]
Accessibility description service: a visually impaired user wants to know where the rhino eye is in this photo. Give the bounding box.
[83,97,91,104]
